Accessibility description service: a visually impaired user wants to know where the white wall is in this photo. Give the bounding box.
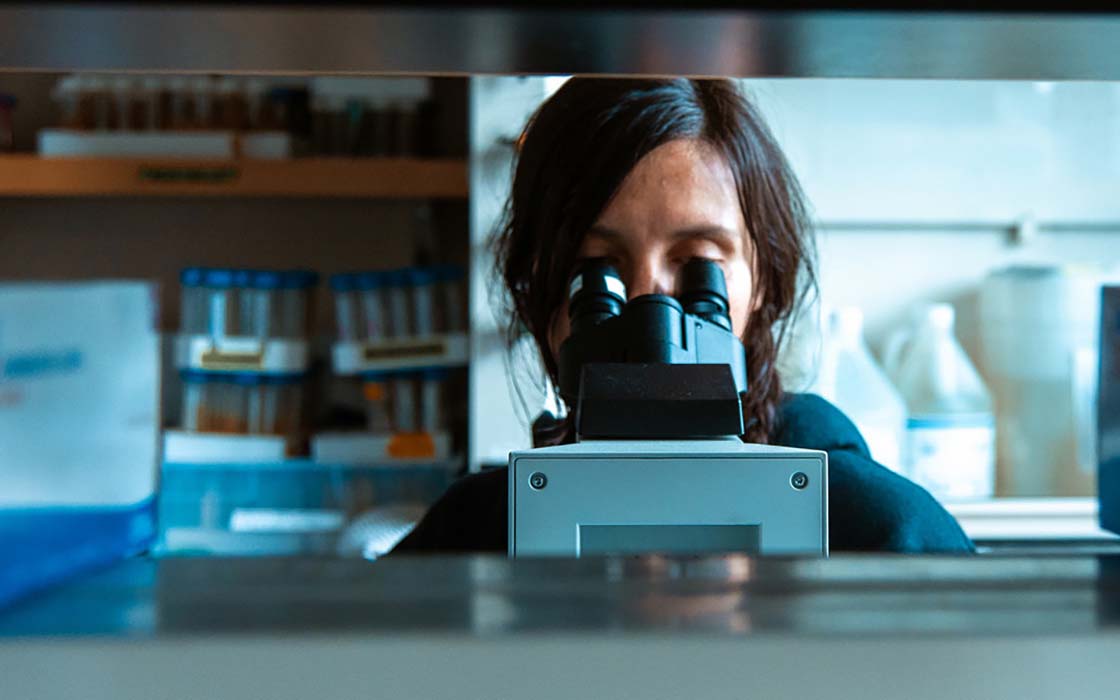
[468,77,1120,472]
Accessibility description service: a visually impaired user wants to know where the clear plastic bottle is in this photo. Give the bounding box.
[892,304,996,501]
[809,306,907,473]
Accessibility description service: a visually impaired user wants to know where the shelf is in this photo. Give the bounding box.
[0,155,469,199]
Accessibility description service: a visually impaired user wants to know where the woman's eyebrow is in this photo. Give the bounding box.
[669,225,738,242]
[587,224,736,241]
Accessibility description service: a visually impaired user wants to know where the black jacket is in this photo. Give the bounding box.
[395,393,975,553]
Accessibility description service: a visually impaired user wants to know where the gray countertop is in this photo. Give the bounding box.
[2,553,1120,638]
[3,554,1120,700]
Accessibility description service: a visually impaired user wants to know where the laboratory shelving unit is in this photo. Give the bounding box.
[0,155,468,198]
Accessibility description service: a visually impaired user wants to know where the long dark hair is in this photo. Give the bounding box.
[493,77,816,444]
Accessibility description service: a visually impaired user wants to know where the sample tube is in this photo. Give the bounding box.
[411,268,436,337]
[52,75,81,129]
[391,372,419,433]
[434,265,466,333]
[278,270,318,338]
[181,370,207,431]
[245,372,264,434]
[203,268,235,338]
[386,269,412,338]
[419,368,447,432]
[362,372,393,434]
[330,273,360,342]
[179,267,206,335]
[250,270,282,339]
[357,271,387,342]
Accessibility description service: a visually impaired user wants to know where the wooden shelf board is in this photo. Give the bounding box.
[0,156,468,199]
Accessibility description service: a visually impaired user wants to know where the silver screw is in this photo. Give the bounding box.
[529,472,548,490]
[790,472,809,490]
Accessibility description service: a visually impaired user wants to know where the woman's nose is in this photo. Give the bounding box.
[626,260,676,299]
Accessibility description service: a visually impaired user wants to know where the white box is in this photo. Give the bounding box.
[37,129,235,159]
[0,282,160,507]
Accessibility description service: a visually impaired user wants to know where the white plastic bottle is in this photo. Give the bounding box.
[892,304,995,502]
[809,306,908,473]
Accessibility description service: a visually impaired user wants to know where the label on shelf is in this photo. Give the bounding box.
[332,332,468,375]
[175,334,310,373]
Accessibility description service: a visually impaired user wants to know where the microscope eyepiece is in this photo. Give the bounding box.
[677,258,732,332]
[567,258,626,334]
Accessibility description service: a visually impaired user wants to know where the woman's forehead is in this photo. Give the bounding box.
[593,139,745,235]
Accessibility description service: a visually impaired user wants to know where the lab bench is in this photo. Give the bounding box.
[2,553,1120,699]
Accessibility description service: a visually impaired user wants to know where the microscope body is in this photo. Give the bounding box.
[508,259,829,558]
[510,439,827,557]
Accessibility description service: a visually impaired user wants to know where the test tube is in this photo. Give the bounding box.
[386,269,412,338]
[203,268,235,338]
[249,270,282,339]
[362,372,393,434]
[141,76,163,130]
[168,75,195,129]
[179,267,205,334]
[53,75,81,129]
[181,370,205,431]
[330,273,360,342]
[191,75,215,128]
[245,372,264,434]
[419,368,447,433]
[273,271,307,338]
[434,265,466,333]
[357,271,387,341]
[229,373,252,434]
[391,372,419,433]
[411,268,436,337]
[231,269,251,337]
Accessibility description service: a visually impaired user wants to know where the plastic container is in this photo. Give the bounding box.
[979,265,1110,496]
[809,306,907,472]
[888,304,995,501]
[202,268,237,337]
[361,371,393,434]
[278,270,318,338]
[330,273,361,342]
[52,76,81,129]
[179,267,208,334]
[432,264,466,333]
[357,271,389,341]
[419,367,449,432]
[386,269,412,338]
[390,372,419,433]
[157,460,455,556]
[408,267,437,337]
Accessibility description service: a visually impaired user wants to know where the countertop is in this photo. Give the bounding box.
[2,554,1120,699]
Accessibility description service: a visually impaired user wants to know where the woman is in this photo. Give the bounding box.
[396,77,973,554]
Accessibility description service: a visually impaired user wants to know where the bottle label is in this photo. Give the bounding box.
[905,415,995,501]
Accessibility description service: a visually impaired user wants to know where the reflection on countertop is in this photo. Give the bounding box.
[1,553,1119,639]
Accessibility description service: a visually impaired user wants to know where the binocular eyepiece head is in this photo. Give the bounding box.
[567,257,732,332]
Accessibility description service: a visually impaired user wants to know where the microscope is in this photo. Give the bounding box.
[508,258,828,557]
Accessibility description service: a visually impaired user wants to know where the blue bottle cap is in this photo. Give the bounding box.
[180,267,205,287]
[420,367,450,381]
[330,273,356,292]
[232,269,253,288]
[281,270,320,289]
[179,368,214,384]
[252,270,283,290]
[202,268,235,288]
[356,271,387,290]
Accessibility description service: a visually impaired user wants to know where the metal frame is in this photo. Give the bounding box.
[2,5,1120,79]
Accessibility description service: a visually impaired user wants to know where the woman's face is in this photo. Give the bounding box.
[549,138,756,357]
